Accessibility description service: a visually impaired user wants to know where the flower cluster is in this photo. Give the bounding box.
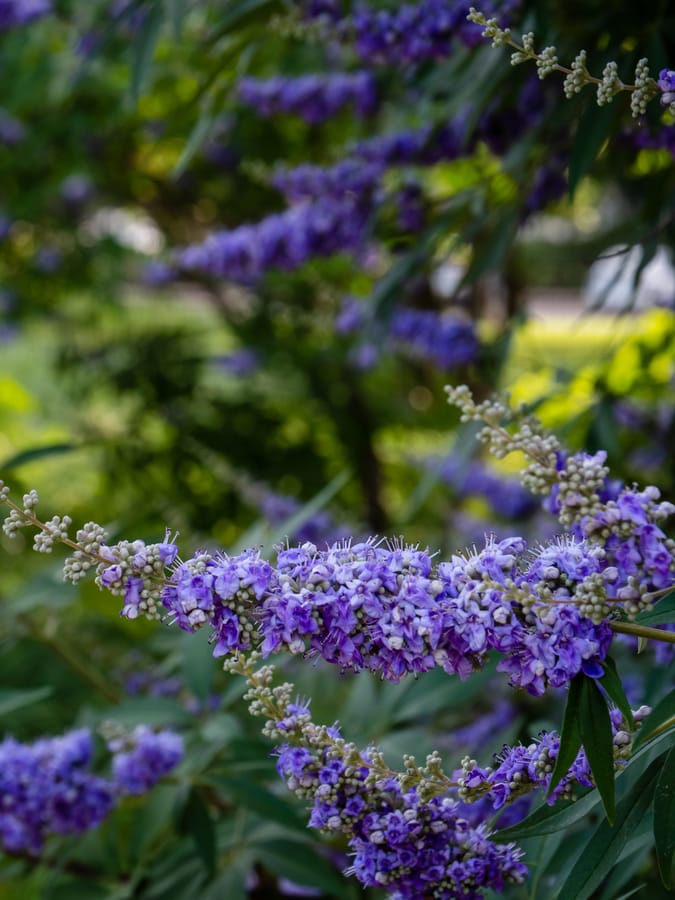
[0,726,183,855]
[467,7,663,117]
[278,742,527,898]
[336,297,480,372]
[302,0,517,67]
[4,382,675,698]
[229,651,654,898]
[389,308,480,368]
[235,662,528,899]
[272,159,383,205]
[183,74,552,285]
[177,195,371,283]
[154,534,619,695]
[108,725,185,795]
[237,73,378,124]
[0,0,50,29]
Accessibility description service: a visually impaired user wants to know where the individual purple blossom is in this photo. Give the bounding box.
[335,295,366,334]
[0,109,25,144]
[111,725,184,795]
[60,174,93,208]
[140,260,178,287]
[302,0,342,23]
[394,182,427,232]
[214,348,260,376]
[237,72,378,124]
[658,68,675,109]
[0,0,51,28]
[34,246,63,274]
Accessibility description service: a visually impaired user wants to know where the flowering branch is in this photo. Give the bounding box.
[467,7,669,117]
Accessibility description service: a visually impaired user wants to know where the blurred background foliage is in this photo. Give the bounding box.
[1,0,675,897]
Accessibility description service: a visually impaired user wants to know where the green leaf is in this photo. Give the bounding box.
[172,111,215,178]
[579,676,616,823]
[632,688,675,750]
[175,787,216,875]
[612,888,647,900]
[635,591,675,627]
[181,628,215,701]
[399,422,480,524]
[495,786,599,842]
[201,856,251,900]
[599,657,634,730]
[1,442,76,470]
[654,746,675,888]
[557,755,662,900]
[233,468,350,554]
[90,696,192,728]
[568,99,619,198]
[461,207,520,285]
[210,0,277,40]
[0,685,53,716]
[129,4,164,105]
[390,659,498,725]
[211,775,307,834]
[546,673,583,800]
[253,838,346,897]
[163,0,187,39]
[598,816,654,899]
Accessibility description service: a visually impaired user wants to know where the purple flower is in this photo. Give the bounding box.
[389,308,479,369]
[111,726,184,795]
[0,0,51,29]
[178,195,373,283]
[238,72,378,124]
[0,109,25,144]
[658,69,675,108]
[0,729,114,854]
[276,738,527,897]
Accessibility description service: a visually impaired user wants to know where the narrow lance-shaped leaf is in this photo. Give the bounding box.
[599,656,634,731]
[579,675,616,824]
[568,99,619,198]
[546,672,584,800]
[129,4,164,105]
[654,746,675,888]
[635,591,675,627]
